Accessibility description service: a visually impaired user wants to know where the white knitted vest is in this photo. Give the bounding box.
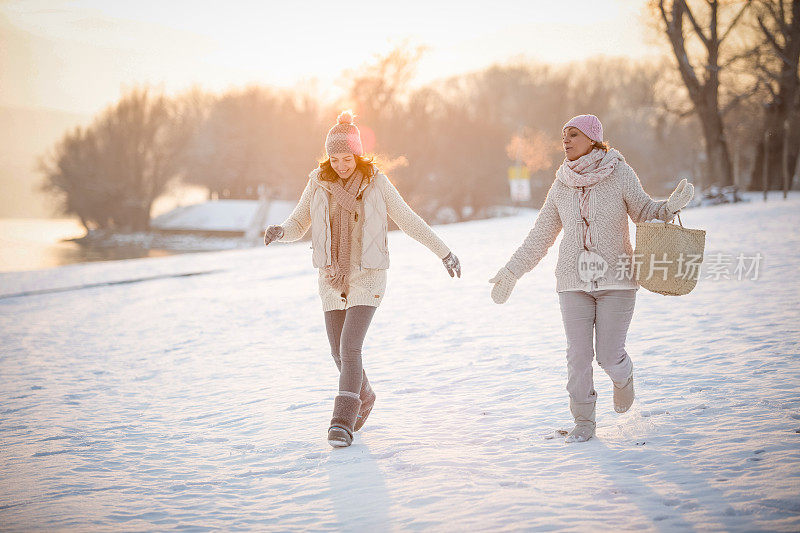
[309,170,390,270]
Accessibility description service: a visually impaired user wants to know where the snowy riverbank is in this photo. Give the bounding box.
[1,193,799,531]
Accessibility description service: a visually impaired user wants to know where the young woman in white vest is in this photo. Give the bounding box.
[264,111,461,447]
[489,114,695,443]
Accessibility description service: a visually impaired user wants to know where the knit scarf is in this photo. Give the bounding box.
[327,170,363,292]
[556,148,622,249]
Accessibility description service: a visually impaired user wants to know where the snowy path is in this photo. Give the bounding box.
[1,194,799,531]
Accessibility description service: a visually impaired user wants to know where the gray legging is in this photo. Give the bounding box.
[324,305,376,394]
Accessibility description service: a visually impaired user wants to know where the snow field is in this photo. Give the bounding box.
[1,193,799,531]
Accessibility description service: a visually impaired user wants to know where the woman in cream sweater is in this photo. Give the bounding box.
[264,111,460,447]
[490,114,694,443]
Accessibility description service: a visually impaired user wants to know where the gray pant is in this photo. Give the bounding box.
[558,289,636,404]
[324,305,376,394]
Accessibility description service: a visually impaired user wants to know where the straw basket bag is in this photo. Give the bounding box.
[634,212,706,296]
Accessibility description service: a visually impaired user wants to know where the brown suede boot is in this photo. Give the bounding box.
[354,375,376,432]
[328,392,361,448]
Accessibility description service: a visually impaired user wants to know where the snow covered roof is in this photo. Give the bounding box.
[150,199,296,233]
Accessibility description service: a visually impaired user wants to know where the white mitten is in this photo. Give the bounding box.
[489,267,518,304]
[666,178,695,214]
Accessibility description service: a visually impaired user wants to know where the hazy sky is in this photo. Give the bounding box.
[1,0,659,115]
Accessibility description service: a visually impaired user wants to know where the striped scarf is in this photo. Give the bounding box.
[327,170,363,292]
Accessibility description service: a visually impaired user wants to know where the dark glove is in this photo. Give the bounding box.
[442,252,461,278]
[263,225,284,246]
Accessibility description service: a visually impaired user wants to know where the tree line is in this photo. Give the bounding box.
[40,0,799,233]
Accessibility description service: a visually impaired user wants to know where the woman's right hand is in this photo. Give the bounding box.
[263,225,284,246]
[488,267,518,304]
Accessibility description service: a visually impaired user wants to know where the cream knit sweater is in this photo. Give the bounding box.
[505,156,675,292]
[280,171,451,311]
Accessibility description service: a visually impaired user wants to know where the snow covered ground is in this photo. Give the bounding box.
[1,192,799,531]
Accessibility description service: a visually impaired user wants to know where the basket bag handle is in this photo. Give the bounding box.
[667,211,683,227]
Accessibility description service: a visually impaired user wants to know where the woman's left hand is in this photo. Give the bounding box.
[263,225,284,246]
[442,252,461,278]
[666,178,695,214]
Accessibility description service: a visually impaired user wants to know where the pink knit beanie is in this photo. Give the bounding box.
[325,110,363,156]
[562,114,603,143]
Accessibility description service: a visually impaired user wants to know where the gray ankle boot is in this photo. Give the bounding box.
[613,373,635,413]
[328,392,361,448]
[354,375,376,432]
[566,400,596,443]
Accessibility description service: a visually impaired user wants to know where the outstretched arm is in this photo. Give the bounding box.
[504,182,563,278]
[489,182,561,304]
[277,179,314,242]
[622,166,675,223]
[382,175,451,260]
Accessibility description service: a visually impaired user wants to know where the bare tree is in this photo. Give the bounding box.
[429,98,508,220]
[40,126,114,232]
[656,0,752,187]
[342,46,441,213]
[747,0,800,190]
[40,87,193,231]
[344,45,425,133]
[42,47,717,234]
[183,86,323,201]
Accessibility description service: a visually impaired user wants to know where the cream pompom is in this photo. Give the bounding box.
[337,110,355,124]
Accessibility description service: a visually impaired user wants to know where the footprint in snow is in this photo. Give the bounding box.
[640,409,669,418]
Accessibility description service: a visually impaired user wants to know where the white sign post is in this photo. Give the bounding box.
[508,165,531,203]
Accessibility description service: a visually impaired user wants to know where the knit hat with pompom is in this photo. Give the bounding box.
[562,114,603,143]
[325,110,363,156]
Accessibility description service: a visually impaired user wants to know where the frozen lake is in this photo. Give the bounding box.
[0,218,183,273]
